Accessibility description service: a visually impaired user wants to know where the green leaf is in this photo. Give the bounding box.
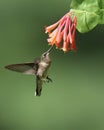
[70,0,104,33]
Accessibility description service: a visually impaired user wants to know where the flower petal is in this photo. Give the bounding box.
[45,21,60,34]
[45,11,77,52]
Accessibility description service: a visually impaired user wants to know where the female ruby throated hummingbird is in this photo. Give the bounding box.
[5,46,53,96]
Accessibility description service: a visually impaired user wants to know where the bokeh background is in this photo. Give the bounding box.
[0,0,104,130]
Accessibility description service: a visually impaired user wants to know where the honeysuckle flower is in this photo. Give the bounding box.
[45,11,77,52]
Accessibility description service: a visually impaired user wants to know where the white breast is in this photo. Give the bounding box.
[39,62,48,67]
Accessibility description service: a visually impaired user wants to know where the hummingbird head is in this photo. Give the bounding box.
[41,51,51,63]
[41,46,53,63]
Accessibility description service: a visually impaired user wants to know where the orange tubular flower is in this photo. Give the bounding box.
[45,11,77,52]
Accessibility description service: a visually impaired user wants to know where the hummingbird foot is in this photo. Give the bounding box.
[44,76,52,83]
[46,76,52,83]
[42,76,52,83]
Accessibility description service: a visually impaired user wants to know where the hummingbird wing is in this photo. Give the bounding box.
[35,76,43,96]
[5,63,37,75]
[5,58,40,75]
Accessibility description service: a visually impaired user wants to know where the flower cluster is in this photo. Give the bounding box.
[45,11,77,52]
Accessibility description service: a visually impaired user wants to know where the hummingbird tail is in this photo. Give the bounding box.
[35,76,42,96]
[35,88,42,96]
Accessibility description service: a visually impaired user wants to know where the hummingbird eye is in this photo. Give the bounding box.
[43,53,47,57]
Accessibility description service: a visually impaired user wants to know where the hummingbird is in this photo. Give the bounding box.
[5,46,53,96]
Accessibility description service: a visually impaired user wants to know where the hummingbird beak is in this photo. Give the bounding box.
[42,46,53,56]
[46,46,53,53]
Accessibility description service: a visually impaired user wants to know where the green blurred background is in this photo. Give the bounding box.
[0,0,104,130]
